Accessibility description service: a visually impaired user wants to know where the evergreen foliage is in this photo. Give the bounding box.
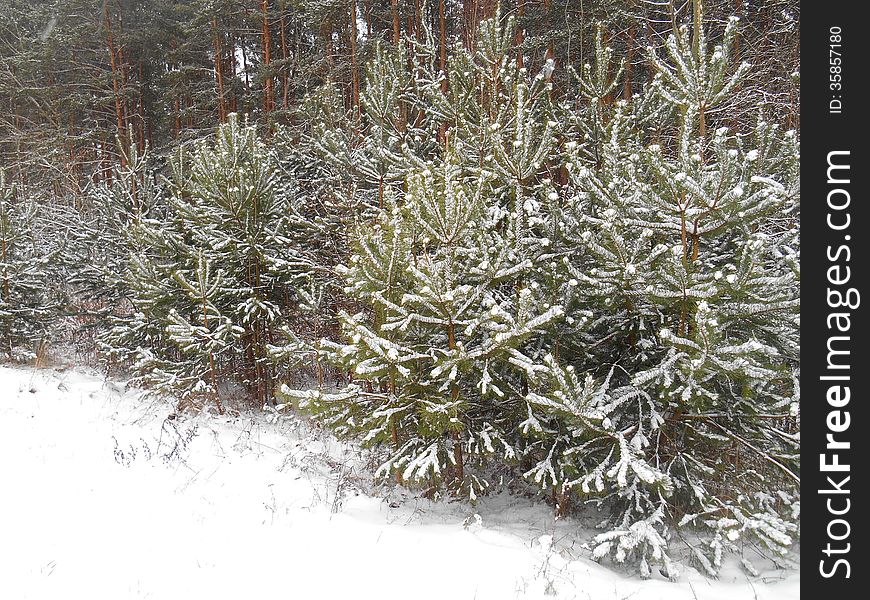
[70,135,164,309]
[102,115,317,410]
[0,170,57,361]
[282,13,799,575]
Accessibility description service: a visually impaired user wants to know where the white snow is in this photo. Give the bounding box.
[0,365,799,599]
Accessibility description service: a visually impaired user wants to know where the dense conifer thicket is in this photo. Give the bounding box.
[1,0,798,577]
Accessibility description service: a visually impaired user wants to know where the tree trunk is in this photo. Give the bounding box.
[261,0,275,115]
[186,95,194,129]
[391,0,401,44]
[212,17,227,122]
[515,0,525,69]
[462,0,476,50]
[349,0,360,113]
[137,61,146,152]
[103,5,127,155]
[228,28,238,115]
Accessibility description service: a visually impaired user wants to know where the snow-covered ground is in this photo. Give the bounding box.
[0,365,799,599]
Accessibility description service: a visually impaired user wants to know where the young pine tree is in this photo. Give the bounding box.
[282,21,567,497]
[0,170,56,362]
[104,116,317,409]
[74,135,161,301]
[526,15,799,576]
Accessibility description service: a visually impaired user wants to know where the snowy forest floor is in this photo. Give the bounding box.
[0,364,799,599]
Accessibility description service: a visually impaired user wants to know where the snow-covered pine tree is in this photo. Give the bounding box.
[356,40,425,210]
[103,115,316,408]
[71,132,163,309]
[305,36,443,219]
[91,137,195,392]
[168,113,316,404]
[282,17,565,499]
[0,170,56,362]
[164,250,243,414]
[525,11,800,576]
[284,143,561,498]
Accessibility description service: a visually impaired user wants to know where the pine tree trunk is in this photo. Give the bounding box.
[186,95,194,128]
[462,0,476,50]
[349,0,360,113]
[692,0,704,58]
[113,7,131,138]
[103,5,127,154]
[391,0,401,44]
[261,0,275,115]
[554,484,570,517]
[212,17,227,122]
[515,0,525,69]
[137,61,146,152]
[228,29,238,115]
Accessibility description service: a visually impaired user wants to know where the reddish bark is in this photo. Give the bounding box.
[516,0,525,69]
[261,0,275,114]
[391,0,400,44]
[103,4,127,158]
[212,17,227,122]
